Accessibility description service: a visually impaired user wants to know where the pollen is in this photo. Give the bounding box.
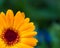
[2,28,19,46]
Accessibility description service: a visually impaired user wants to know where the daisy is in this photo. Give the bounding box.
[0,9,38,48]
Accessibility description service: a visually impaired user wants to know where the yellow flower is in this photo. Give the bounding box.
[0,9,38,48]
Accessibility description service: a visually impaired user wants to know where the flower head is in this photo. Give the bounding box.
[0,9,38,48]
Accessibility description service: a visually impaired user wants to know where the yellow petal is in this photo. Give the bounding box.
[12,42,33,48]
[20,31,37,37]
[0,38,6,48]
[0,12,7,28]
[0,12,5,20]
[13,11,25,29]
[6,9,14,28]
[19,18,30,27]
[19,22,35,32]
[19,43,34,48]
[5,46,11,48]
[0,24,3,35]
[24,18,30,23]
[24,25,35,32]
[0,28,3,35]
[20,38,38,46]
[11,44,19,48]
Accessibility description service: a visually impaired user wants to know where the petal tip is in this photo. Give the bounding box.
[7,9,13,13]
[0,12,5,15]
[35,32,37,35]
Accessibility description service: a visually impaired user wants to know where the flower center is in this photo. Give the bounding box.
[2,28,19,45]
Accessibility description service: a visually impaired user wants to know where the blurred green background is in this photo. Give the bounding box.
[0,0,60,48]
